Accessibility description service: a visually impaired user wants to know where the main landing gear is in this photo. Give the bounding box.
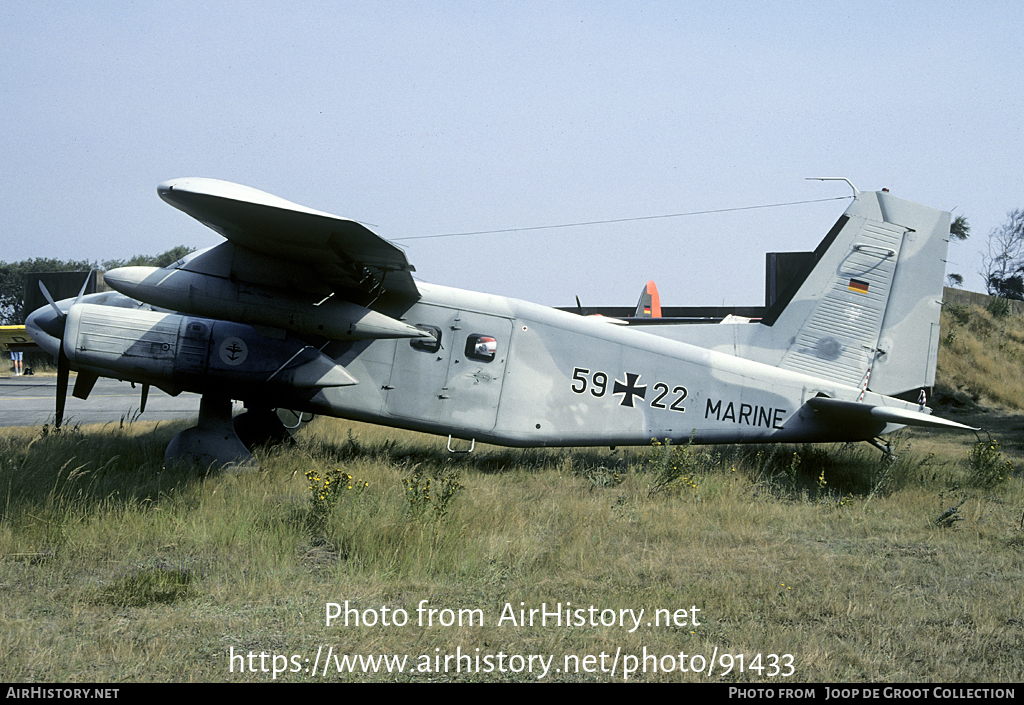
[164,396,297,471]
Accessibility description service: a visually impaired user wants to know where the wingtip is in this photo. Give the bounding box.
[156,177,335,219]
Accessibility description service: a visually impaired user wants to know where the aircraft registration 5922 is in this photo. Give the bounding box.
[569,367,688,412]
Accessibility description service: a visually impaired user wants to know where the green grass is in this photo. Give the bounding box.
[1,414,1021,682]
[1,298,1020,682]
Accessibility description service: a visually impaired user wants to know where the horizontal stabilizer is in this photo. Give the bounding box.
[806,396,978,431]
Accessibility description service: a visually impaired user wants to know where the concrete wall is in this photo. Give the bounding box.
[943,287,1024,316]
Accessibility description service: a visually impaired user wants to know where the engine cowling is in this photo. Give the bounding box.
[63,303,356,397]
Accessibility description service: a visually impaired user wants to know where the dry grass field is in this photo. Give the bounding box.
[1,302,1022,683]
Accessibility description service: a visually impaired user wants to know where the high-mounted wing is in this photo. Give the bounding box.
[157,178,419,302]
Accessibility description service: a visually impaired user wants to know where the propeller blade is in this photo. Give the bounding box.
[56,346,69,428]
[38,271,94,428]
[140,383,149,414]
[74,270,93,303]
[38,280,65,321]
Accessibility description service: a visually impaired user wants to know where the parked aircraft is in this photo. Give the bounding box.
[1,325,35,353]
[25,178,975,468]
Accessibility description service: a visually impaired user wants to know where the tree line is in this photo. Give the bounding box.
[982,209,1024,299]
[0,245,193,325]
[915,208,1024,303]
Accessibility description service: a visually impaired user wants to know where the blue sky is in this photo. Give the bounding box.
[2,1,1021,306]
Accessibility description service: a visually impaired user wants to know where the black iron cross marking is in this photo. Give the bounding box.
[613,372,647,407]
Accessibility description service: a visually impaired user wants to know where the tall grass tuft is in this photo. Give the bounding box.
[99,560,197,607]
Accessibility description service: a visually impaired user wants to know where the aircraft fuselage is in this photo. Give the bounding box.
[277,282,899,447]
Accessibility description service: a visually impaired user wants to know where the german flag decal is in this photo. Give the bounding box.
[848,278,870,294]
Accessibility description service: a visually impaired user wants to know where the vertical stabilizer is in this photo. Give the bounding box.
[634,281,662,318]
[774,191,949,396]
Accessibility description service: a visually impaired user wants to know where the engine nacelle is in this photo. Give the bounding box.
[104,250,430,341]
[63,303,356,397]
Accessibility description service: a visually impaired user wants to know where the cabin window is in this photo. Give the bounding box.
[410,325,442,353]
[465,334,497,362]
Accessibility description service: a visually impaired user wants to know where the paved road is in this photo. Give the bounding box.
[0,376,205,427]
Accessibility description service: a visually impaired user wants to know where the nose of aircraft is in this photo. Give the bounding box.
[24,303,65,357]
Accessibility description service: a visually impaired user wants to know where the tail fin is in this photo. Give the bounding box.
[634,281,662,318]
[773,190,950,396]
